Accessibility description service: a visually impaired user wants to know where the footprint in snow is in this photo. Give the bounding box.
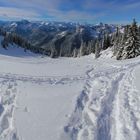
[11,132,19,140]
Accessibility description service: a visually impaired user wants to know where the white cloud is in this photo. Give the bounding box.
[0,0,105,22]
[45,9,105,23]
[82,0,117,10]
[0,7,41,20]
[123,1,140,9]
[1,0,61,11]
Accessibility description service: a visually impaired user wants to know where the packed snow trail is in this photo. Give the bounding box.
[64,57,140,140]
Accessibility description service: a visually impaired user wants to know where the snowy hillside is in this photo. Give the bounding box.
[0,43,36,58]
[63,56,140,140]
[0,50,94,140]
[0,47,140,140]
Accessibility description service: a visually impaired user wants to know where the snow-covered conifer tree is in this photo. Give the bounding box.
[116,19,140,60]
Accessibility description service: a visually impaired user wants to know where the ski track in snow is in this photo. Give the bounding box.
[1,55,140,140]
[0,73,86,85]
[0,64,90,140]
[0,79,19,140]
[64,58,140,140]
[0,73,87,140]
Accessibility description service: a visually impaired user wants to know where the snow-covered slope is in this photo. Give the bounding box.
[0,35,36,58]
[0,50,94,140]
[0,47,140,140]
[63,55,140,140]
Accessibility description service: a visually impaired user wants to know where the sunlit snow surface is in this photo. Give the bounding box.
[0,46,140,140]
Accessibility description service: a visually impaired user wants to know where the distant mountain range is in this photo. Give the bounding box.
[0,20,124,57]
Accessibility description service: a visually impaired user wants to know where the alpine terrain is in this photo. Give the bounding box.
[0,18,139,140]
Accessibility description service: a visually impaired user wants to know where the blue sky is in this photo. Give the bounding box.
[0,0,140,24]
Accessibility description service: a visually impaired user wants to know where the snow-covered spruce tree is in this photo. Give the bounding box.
[101,33,111,50]
[85,40,95,55]
[50,46,58,58]
[112,26,124,56]
[116,19,140,60]
[72,48,78,57]
[95,40,101,58]
[1,37,8,49]
[79,39,89,56]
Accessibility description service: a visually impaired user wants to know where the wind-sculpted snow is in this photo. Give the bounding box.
[64,57,140,140]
